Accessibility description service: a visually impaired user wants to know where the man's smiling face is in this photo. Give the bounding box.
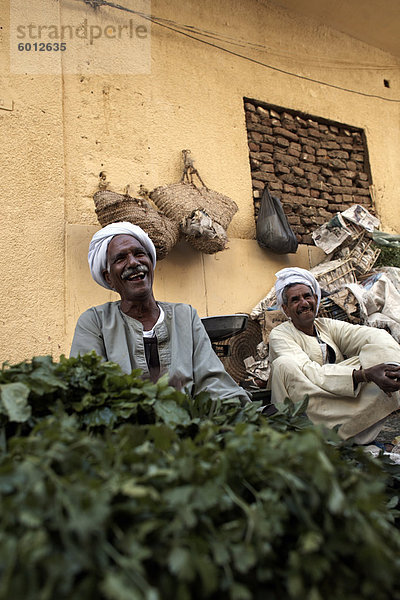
[282,283,318,334]
[103,234,154,301]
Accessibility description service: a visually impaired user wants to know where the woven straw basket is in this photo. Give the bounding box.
[213,318,263,383]
[93,190,180,260]
[188,232,228,254]
[150,182,238,230]
[150,182,238,254]
[180,209,228,254]
[149,150,238,254]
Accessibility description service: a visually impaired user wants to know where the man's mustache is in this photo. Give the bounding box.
[121,265,149,280]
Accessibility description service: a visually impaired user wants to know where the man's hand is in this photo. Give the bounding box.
[359,363,400,396]
[168,374,184,390]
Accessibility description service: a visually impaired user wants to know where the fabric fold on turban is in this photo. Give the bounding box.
[88,222,157,290]
[275,267,321,312]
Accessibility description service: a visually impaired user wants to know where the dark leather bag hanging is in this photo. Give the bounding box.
[256,185,298,254]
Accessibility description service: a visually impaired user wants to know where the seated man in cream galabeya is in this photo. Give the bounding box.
[70,222,249,404]
[269,267,400,444]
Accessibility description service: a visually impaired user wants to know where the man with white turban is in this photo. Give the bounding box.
[269,267,400,443]
[70,222,249,404]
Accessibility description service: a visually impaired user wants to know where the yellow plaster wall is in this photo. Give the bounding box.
[0,0,65,364]
[1,0,399,363]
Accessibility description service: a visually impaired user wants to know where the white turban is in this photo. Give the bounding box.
[275,267,321,312]
[88,222,157,290]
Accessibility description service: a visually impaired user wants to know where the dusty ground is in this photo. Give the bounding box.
[375,410,400,444]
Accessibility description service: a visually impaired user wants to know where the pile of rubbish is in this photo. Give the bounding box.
[245,204,400,386]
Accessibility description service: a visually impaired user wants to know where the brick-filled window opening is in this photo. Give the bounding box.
[244,98,374,245]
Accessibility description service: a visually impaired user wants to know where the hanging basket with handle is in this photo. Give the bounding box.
[93,189,180,261]
[150,150,238,254]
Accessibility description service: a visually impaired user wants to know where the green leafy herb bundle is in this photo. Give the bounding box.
[1,354,400,600]
[374,245,400,268]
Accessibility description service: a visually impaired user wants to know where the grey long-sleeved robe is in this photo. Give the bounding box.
[70,300,249,405]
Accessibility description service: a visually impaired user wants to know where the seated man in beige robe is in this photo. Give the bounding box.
[269,267,400,444]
